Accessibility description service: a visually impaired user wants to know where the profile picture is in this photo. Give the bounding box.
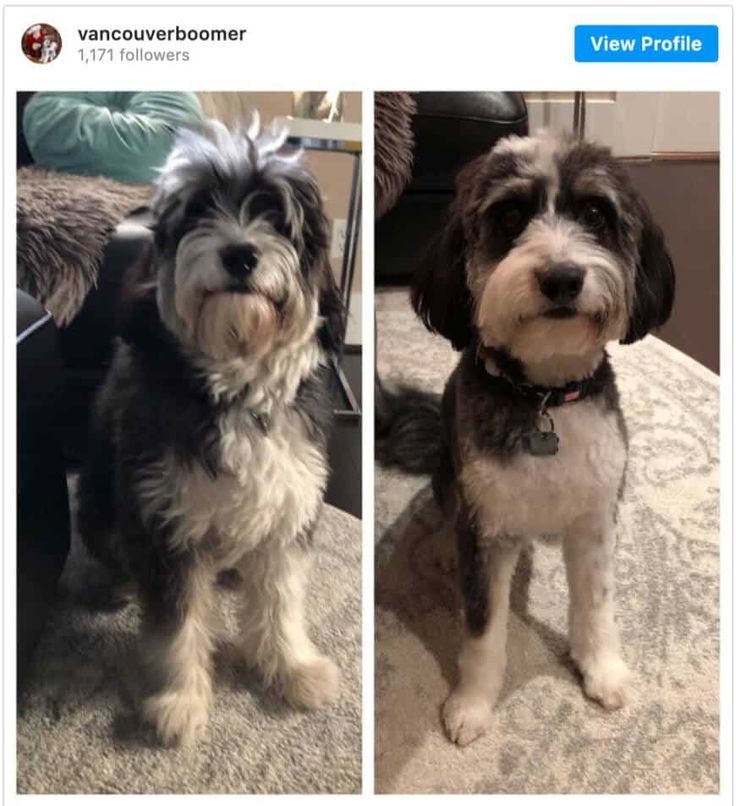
[21,23,62,64]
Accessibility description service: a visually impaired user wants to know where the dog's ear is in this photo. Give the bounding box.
[621,200,675,344]
[317,259,345,352]
[289,168,331,270]
[411,179,474,351]
[287,168,346,351]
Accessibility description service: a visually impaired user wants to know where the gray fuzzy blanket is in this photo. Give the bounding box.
[17,168,150,324]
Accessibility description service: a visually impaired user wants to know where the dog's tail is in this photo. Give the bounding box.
[375,377,442,475]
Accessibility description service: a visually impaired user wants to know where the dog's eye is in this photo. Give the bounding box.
[579,200,609,232]
[183,192,211,221]
[247,192,290,237]
[492,201,529,239]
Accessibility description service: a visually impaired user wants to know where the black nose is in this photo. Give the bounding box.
[538,264,584,304]
[220,244,257,279]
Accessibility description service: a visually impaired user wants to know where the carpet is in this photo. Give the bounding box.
[17,167,150,325]
[17,496,361,794]
[375,287,719,794]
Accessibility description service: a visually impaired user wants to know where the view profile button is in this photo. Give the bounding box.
[575,25,718,62]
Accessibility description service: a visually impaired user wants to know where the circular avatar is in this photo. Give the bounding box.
[22,23,62,64]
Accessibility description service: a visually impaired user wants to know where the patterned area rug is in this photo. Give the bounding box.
[17,500,361,794]
[375,287,719,794]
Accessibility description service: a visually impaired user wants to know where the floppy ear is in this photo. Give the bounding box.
[411,195,474,351]
[621,202,675,344]
[287,168,346,351]
[317,259,345,352]
[289,168,331,270]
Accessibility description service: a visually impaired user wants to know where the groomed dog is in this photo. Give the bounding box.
[78,118,343,746]
[377,132,674,746]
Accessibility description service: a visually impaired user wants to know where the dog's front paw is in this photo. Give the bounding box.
[580,655,633,710]
[442,688,495,746]
[281,655,340,710]
[141,688,210,747]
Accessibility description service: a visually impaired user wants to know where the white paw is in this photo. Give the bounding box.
[141,687,210,747]
[580,655,633,710]
[442,688,495,746]
[281,656,340,710]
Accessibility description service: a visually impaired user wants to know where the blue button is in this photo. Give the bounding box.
[575,25,718,62]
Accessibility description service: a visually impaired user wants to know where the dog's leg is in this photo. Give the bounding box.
[75,407,133,608]
[563,509,632,709]
[442,505,521,746]
[433,448,458,574]
[139,548,215,747]
[237,542,339,709]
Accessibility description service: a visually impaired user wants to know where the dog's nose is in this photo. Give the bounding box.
[220,244,258,279]
[538,264,584,304]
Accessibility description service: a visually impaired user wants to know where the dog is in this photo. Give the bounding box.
[40,36,59,63]
[377,131,675,746]
[77,118,344,746]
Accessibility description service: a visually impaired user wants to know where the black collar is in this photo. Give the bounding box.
[478,346,608,410]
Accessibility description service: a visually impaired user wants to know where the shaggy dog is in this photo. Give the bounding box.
[377,132,675,746]
[77,118,343,746]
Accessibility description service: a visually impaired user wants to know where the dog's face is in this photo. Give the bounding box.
[413,132,675,361]
[149,119,341,362]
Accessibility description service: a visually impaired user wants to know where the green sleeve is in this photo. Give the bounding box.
[23,91,205,183]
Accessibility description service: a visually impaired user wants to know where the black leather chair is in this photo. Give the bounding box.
[376,92,528,282]
[58,213,153,465]
[17,290,71,686]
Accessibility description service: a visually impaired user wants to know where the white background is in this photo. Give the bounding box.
[3,3,733,802]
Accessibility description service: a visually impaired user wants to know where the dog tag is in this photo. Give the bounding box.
[523,403,559,456]
[523,429,559,456]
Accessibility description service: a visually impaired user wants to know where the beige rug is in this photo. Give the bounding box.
[18,500,361,794]
[375,287,719,794]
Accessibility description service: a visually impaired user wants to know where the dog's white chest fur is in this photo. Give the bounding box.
[138,412,328,567]
[461,400,626,539]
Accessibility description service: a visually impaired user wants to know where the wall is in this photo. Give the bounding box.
[624,158,719,374]
[525,92,719,156]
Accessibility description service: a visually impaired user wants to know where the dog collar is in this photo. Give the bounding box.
[495,374,595,409]
[477,345,610,458]
[479,346,602,410]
